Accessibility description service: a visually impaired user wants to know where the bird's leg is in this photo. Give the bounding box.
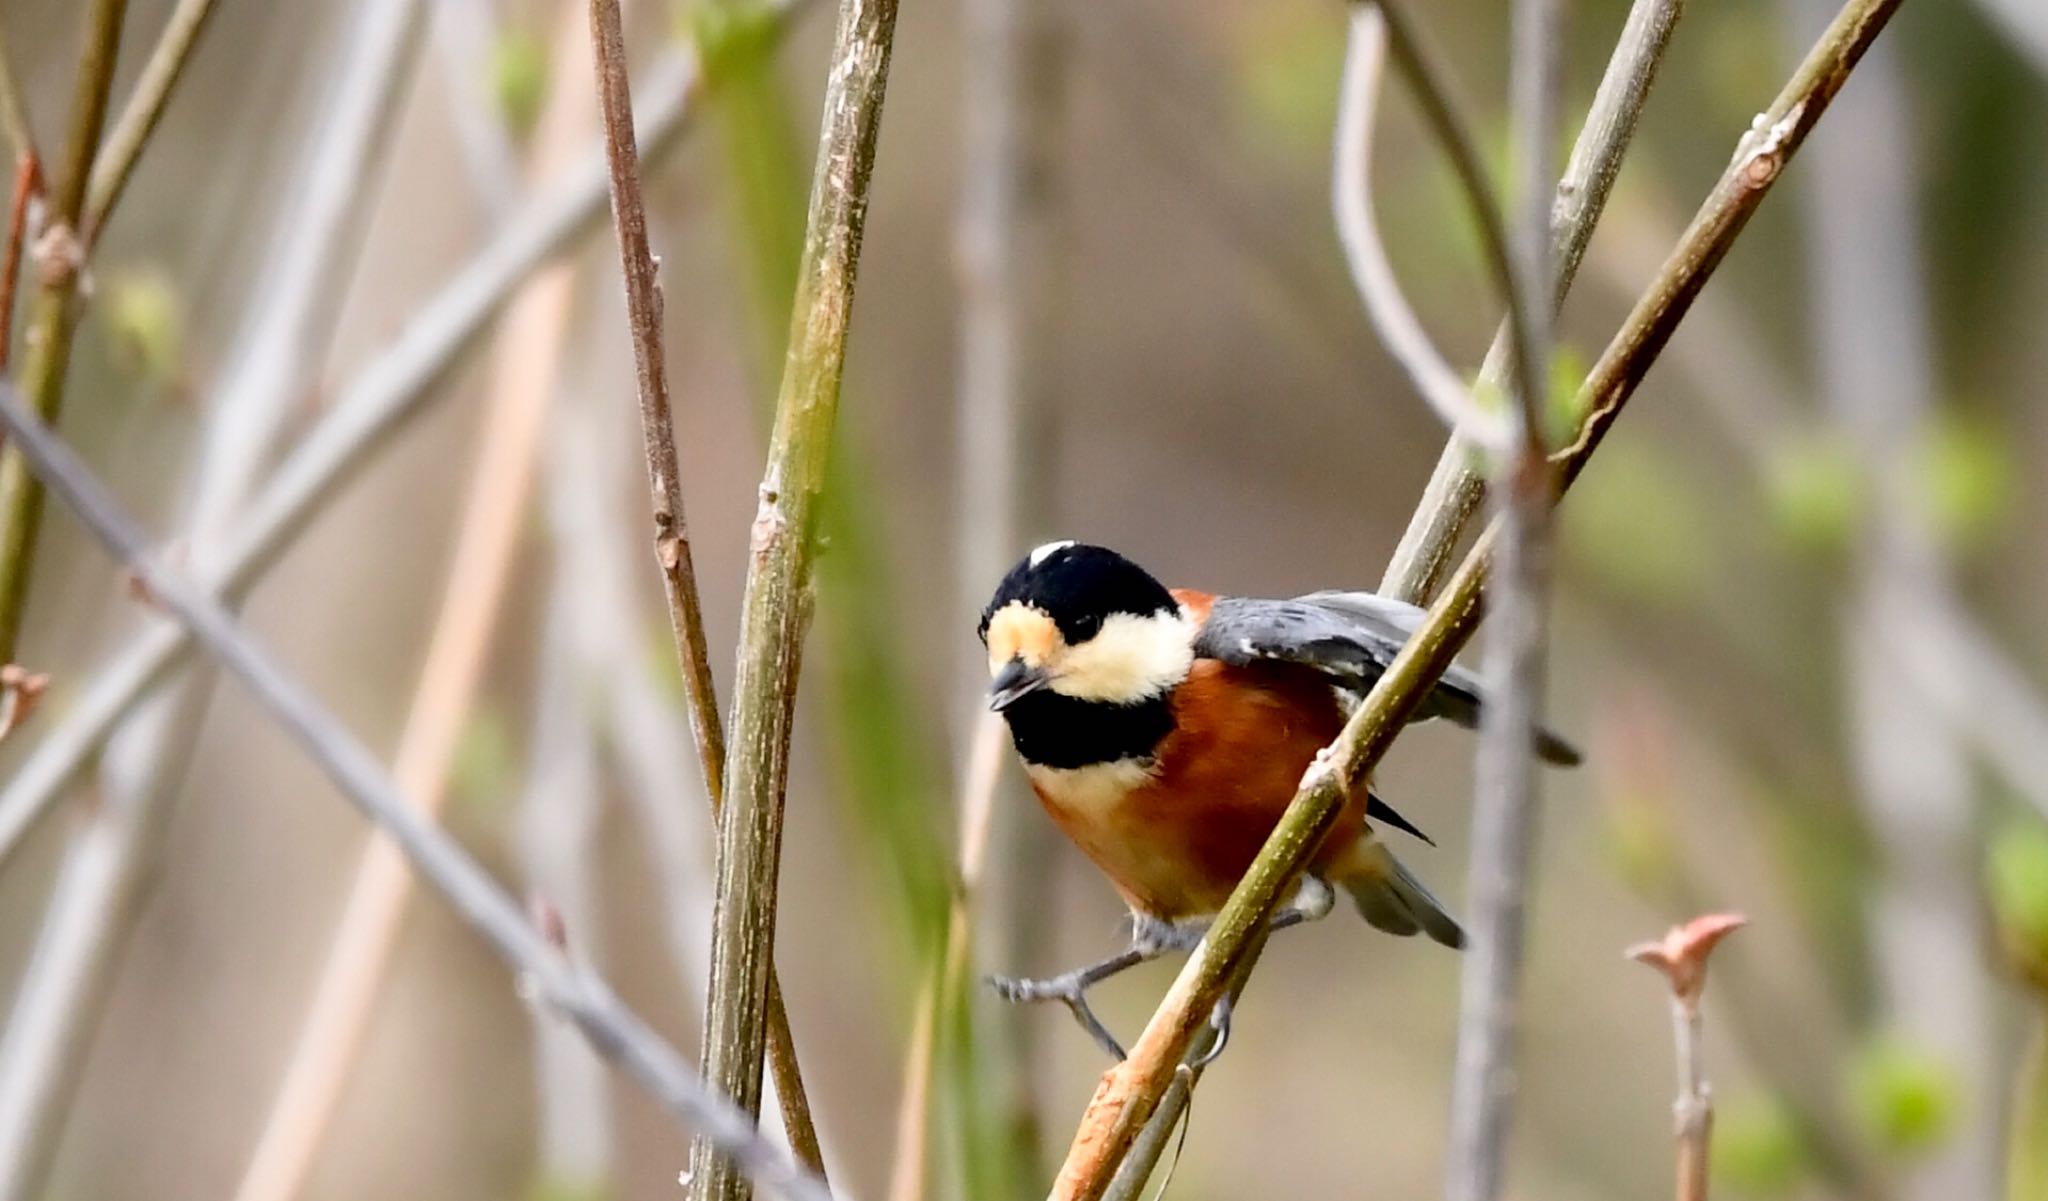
[988,877,1337,1062]
[988,942,1166,1060]
[1186,876,1336,1069]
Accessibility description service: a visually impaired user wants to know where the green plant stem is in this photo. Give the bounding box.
[1047,1,1904,1193]
[0,21,37,170]
[2009,1010,2048,1201]
[1381,0,1690,601]
[686,0,902,1198]
[587,0,822,1174]
[692,0,951,969]
[0,0,125,667]
[82,0,220,244]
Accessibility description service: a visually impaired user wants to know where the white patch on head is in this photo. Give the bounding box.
[1028,539,1076,568]
[1048,608,1195,703]
[1026,758,1156,821]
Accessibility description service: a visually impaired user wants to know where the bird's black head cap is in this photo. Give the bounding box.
[978,541,1177,646]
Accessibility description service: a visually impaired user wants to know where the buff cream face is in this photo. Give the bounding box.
[985,601,1195,705]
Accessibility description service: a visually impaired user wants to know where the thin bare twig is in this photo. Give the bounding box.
[1381,0,1690,601]
[82,0,223,244]
[1444,0,1560,1196]
[689,0,901,1195]
[1334,6,1509,452]
[229,23,573,1201]
[1047,3,1904,1192]
[0,50,713,872]
[1631,914,1749,1201]
[0,0,125,667]
[0,8,427,1196]
[587,0,826,1173]
[0,378,837,1201]
[1373,0,1544,447]
[522,595,617,1198]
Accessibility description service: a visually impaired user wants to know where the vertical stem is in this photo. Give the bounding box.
[587,0,824,1170]
[1444,0,1558,1196]
[0,0,125,666]
[1380,0,1689,601]
[688,0,901,1197]
[1671,996,1712,1201]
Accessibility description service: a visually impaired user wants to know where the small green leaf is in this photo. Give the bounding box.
[1764,434,1865,553]
[102,269,183,385]
[1916,412,2015,552]
[491,28,551,141]
[1713,1091,1811,1196]
[1847,1037,1964,1157]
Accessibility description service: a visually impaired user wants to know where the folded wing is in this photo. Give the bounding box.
[1191,590,1581,766]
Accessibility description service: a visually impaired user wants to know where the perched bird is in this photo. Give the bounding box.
[978,540,1579,1058]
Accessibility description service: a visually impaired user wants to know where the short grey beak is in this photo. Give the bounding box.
[988,659,1049,711]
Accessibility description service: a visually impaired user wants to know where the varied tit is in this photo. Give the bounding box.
[978,540,1580,1060]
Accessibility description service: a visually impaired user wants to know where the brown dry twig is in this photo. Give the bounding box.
[1630,913,1749,1201]
[587,0,825,1173]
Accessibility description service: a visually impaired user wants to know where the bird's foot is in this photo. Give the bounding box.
[1190,994,1235,1069]
[988,968,1129,1060]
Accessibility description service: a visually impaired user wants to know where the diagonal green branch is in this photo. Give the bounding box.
[687,0,902,1197]
[1048,0,1906,1194]
[83,0,222,244]
[1382,0,1691,601]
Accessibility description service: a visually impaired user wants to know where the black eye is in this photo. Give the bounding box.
[1068,614,1101,642]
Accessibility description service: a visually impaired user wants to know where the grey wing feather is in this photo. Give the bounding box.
[1193,591,1581,766]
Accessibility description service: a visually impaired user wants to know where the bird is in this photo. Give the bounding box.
[977,540,1579,1060]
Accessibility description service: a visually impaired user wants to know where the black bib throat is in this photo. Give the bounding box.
[999,688,1173,769]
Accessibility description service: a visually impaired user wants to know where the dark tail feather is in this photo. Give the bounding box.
[1425,675,1582,767]
[1537,729,1583,767]
[1341,841,1465,949]
[1365,790,1434,845]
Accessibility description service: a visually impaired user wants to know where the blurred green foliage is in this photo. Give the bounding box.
[1989,821,2048,991]
[452,702,521,819]
[1764,432,1865,555]
[490,26,552,143]
[1846,1037,1964,1159]
[100,269,184,387]
[1713,1091,1811,1197]
[1915,411,2017,553]
[1225,4,1344,160]
[1564,439,1723,602]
